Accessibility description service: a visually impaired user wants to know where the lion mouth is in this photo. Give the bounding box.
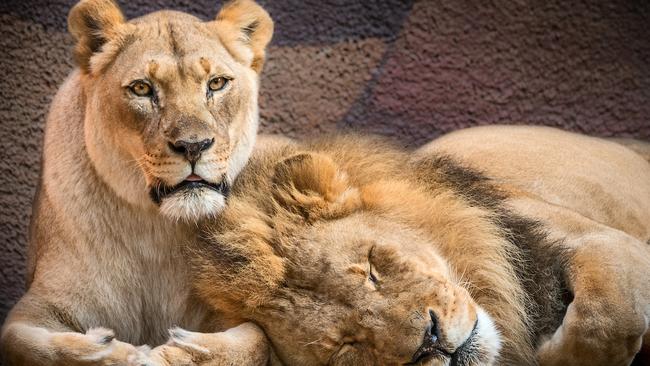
[149,177,229,204]
[407,320,479,366]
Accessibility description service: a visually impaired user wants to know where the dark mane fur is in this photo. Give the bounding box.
[412,155,572,345]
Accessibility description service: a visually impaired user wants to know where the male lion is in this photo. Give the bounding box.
[189,127,650,365]
[1,0,274,364]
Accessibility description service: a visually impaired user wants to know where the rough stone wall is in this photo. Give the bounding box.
[1,0,649,325]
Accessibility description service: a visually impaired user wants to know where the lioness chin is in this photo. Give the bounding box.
[191,127,650,366]
[1,0,274,365]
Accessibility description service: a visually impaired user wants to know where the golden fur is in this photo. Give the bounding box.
[1,0,274,365]
[191,128,650,365]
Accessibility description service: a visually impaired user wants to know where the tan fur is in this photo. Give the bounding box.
[191,128,650,366]
[1,1,274,365]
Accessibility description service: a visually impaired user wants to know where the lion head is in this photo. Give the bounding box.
[192,140,507,365]
[67,0,272,221]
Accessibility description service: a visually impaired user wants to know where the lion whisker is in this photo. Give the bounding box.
[301,338,325,347]
[126,154,149,171]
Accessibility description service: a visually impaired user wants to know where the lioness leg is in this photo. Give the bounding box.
[510,198,650,366]
[3,295,269,366]
[1,294,142,365]
[139,324,270,366]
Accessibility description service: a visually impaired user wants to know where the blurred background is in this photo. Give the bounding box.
[0,0,649,324]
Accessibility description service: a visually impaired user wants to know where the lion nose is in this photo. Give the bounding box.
[421,310,443,352]
[169,138,214,163]
[426,310,441,343]
[408,310,448,364]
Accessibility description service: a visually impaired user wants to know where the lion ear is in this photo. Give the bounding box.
[272,153,362,220]
[191,225,285,314]
[214,0,273,73]
[68,0,125,73]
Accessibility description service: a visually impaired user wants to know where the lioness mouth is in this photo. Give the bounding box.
[149,178,229,205]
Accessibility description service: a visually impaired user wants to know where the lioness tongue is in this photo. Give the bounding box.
[186,174,203,182]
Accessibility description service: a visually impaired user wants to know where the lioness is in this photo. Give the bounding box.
[1,0,274,364]
[189,127,650,365]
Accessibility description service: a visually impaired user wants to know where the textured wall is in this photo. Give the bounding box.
[1,0,649,325]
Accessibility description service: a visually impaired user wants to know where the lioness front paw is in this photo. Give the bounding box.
[148,323,270,366]
[49,327,141,365]
[167,328,214,362]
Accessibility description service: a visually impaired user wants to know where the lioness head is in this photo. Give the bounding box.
[194,152,501,365]
[68,0,272,220]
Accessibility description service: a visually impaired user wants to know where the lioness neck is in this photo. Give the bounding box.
[42,72,186,249]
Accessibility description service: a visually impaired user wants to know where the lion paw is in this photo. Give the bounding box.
[536,303,644,366]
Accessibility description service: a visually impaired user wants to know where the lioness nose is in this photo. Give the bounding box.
[169,138,214,163]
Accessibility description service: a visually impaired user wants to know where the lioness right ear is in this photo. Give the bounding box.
[272,153,361,221]
[68,0,125,73]
[214,0,274,73]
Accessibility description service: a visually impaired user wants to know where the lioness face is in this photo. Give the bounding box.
[254,214,501,365]
[69,0,272,221]
[91,14,258,221]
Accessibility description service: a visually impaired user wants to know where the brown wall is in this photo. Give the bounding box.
[1,0,649,324]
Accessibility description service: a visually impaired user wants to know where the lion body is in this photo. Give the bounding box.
[419,125,650,241]
[419,125,650,365]
[193,127,650,365]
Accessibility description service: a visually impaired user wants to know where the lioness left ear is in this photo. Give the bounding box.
[272,153,361,220]
[214,0,274,73]
[68,0,125,73]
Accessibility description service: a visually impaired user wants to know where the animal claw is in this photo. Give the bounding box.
[86,327,116,345]
[167,327,211,357]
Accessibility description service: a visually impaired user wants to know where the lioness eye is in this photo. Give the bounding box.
[208,77,228,92]
[129,80,153,97]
